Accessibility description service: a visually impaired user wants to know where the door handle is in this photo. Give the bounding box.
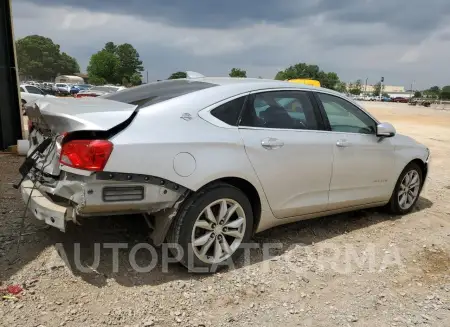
[261,137,284,150]
[336,139,350,147]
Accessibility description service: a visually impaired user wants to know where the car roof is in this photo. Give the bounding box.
[20,84,39,87]
[179,76,346,98]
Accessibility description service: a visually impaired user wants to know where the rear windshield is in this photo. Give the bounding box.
[101,79,217,108]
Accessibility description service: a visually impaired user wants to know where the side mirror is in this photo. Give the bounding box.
[376,122,396,137]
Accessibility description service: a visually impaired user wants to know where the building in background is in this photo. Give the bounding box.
[350,84,406,93]
[55,75,84,84]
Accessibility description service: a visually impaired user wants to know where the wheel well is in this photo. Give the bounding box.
[410,158,427,179]
[206,177,262,233]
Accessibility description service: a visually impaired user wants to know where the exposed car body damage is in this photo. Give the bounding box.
[22,168,188,237]
[22,94,197,244]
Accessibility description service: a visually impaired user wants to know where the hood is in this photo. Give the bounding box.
[29,97,137,134]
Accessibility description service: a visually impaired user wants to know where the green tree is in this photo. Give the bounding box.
[319,72,340,89]
[87,50,120,84]
[129,73,142,86]
[168,71,187,79]
[414,91,422,98]
[441,85,450,100]
[429,86,440,93]
[88,76,107,85]
[335,81,347,93]
[104,41,117,54]
[229,68,247,78]
[274,71,286,80]
[88,42,143,85]
[15,35,79,80]
[274,63,341,90]
[372,82,383,96]
[348,79,363,95]
[349,88,361,95]
[115,43,144,82]
[423,86,441,99]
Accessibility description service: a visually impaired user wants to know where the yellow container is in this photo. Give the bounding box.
[287,79,321,87]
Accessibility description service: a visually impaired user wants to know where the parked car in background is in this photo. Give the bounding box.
[70,84,92,95]
[75,85,126,98]
[21,75,430,271]
[382,96,392,102]
[392,97,409,103]
[20,84,56,113]
[362,95,376,101]
[53,83,71,95]
[39,83,56,95]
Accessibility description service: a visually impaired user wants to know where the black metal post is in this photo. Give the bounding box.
[0,0,22,150]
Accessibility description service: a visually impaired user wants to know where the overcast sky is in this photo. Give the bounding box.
[11,0,450,88]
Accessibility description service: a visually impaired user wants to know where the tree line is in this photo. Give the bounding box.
[14,35,450,98]
[15,35,144,86]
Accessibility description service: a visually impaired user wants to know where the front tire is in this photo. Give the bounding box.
[387,162,423,214]
[167,183,253,272]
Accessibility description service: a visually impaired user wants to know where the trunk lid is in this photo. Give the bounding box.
[25,97,137,177]
[28,97,138,134]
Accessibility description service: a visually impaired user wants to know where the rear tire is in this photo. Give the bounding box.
[166,183,253,273]
[387,162,423,214]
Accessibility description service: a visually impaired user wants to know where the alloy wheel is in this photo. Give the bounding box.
[191,199,246,264]
[398,169,421,210]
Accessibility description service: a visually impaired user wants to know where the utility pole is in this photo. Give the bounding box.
[379,77,384,100]
[146,70,149,84]
[365,77,368,94]
[410,80,415,99]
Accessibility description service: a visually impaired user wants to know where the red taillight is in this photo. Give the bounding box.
[59,139,113,171]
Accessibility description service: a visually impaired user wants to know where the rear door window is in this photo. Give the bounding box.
[240,90,320,130]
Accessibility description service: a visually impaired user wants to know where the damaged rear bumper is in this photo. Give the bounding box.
[21,179,71,231]
[20,170,189,235]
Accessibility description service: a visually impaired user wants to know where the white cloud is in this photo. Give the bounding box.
[11,1,450,88]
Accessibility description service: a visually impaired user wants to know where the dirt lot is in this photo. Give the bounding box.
[1,103,449,327]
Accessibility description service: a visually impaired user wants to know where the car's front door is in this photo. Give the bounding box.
[315,92,396,209]
[238,90,334,218]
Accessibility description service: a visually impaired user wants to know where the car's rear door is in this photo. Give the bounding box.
[238,89,334,218]
[313,92,395,209]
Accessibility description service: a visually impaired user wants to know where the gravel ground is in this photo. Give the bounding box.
[1,103,449,327]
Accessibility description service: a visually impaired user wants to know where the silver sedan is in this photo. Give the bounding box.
[20,73,430,271]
